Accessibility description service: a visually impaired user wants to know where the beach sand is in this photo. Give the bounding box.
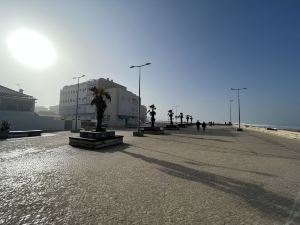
[236,125,300,141]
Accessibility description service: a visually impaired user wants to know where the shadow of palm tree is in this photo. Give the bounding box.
[171,126,239,137]
[170,133,233,143]
[185,161,276,177]
[130,143,276,178]
[143,135,300,161]
[123,151,300,224]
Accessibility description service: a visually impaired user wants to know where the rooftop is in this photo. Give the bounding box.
[0,85,36,100]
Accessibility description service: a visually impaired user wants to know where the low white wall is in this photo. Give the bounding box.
[0,111,65,131]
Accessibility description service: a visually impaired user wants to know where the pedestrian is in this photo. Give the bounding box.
[196,120,201,132]
[202,121,207,132]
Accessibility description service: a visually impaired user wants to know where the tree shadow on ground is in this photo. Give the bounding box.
[170,133,233,143]
[130,143,276,177]
[185,161,276,178]
[143,135,300,162]
[171,126,239,137]
[123,150,300,224]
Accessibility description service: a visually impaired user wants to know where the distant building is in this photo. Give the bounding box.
[34,105,61,118]
[49,105,59,114]
[35,105,48,113]
[0,85,65,131]
[0,85,36,112]
[59,78,146,126]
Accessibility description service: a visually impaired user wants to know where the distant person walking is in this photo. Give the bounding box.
[196,120,201,132]
[202,121,207,132]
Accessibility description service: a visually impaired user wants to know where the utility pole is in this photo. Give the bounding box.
[73,75,86,131]
[130,63,151,135]
[230,88,247,131]
[229,99,234,124]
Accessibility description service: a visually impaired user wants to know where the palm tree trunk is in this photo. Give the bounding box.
[96,114,103,132]
[151,116,154,128]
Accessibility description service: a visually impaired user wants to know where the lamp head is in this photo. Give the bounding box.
[130,66,135,68]
[145,62,151,66]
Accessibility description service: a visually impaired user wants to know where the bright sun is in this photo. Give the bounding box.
[7,29,56,69]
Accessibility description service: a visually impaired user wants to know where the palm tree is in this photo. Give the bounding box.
[147,104,156,128]
[179,113,184,125]
[190,116,193,124]
[168,109,174,125]
[186,115,190,124]
[90,86,111,132]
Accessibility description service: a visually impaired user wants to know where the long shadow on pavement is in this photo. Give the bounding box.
[130,144,276,178]
[144,135,300,161]
[172,126,239,137]
[123,150,300,224]
[185,161,276,178]
[170,133,233,143]
[131,145,277,177]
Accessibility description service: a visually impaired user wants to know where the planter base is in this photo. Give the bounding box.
[165,125,179,130]
[133,131,144,137]
[178,124,187,128]
[8,130,42,138]
[69,135,123,149]
[69,131,123,149]
[141,127,165,135]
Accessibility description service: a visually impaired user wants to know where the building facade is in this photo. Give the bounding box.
[0,85,36,112]
[59,78,147,127]
[0,85,65,131]
[49,105,59,114]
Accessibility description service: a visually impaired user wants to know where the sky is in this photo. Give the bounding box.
[0,0,299,126]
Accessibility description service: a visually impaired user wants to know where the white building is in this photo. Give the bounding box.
[59,78,147,127]
[0,85,65,131]
[34,105,48,113]
[49,105,59,114]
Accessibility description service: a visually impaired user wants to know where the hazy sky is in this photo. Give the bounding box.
[1,0,299,126]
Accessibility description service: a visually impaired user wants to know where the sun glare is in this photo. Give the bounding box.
[7,29,56,69]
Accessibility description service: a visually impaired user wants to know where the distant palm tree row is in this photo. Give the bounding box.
[89,86,194,131]
[146,104,193,127]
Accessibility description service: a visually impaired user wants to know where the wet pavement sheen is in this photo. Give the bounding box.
[0,128,300,225]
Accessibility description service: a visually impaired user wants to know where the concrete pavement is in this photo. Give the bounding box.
[0,126,299,224]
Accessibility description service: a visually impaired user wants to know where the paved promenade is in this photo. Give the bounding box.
[0,126,299,225]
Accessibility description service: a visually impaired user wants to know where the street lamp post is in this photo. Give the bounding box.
[229,99,234,124]
[73,75,86,131]
[130,63,151,134]
[230,88,247,130]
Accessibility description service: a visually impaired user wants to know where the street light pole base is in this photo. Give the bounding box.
[133,131,144,137]
[237,128,243,131]
[71,130,80,133]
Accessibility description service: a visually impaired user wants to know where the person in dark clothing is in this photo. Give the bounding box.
[202,121,207,132]
[196,120,201,132]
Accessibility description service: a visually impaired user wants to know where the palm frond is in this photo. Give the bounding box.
[104,92,111,101]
